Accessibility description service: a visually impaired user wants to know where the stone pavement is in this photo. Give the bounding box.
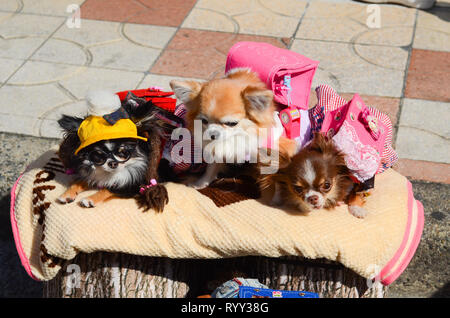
[0,0,448,297]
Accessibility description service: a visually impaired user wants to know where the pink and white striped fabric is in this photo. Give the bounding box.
[309,84,398,174]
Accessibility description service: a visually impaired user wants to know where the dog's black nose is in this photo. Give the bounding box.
[108,161,118,169]
[307,195,319,205]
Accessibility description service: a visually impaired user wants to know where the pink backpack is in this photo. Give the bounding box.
[226,41,319,109]
[225,41,319,139]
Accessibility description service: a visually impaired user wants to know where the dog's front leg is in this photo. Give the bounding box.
[347,192,369,218]
[190,164,222,189]
[57,181,88,204]
[79,188,116,208]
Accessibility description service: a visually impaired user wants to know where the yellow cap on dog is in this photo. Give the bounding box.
[75,116,147,154]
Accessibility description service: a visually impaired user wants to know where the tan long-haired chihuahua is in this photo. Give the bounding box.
[170,68,296,189]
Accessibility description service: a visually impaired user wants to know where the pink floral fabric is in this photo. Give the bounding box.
[332,121,381,182]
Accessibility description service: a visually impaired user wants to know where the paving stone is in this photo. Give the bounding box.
[291,39,408,97]
[0,113,64,138]
[414,7,450,52]
[49,21,175,71]
[405,49,450,102]
[0,37,47,60]
[80,0,196,27]
[30,38,89,65]
[35,99,97,139]
[399,98,449,138]
[58,67,144,99]
[0,0,21,12]
[121,24,176,49]
[151,28,288,79]
[7,60,84,85]
[0,58,24,83]
[34,118,62,139]
[88,40,161,71]
[43,100,88,121]
[80,0,151,24]
[396,98,449,164]
[396,125,449,163]
[0,84,72,118]
[182,8,238,33]
[0,113,36,137]
[183,0,307,37]
[53,19,122,47]
[20,0,85,16]
[233,11,302,38]
[0,13,64,38]
[295,1,415,46]
[393,159,450,184]
[135,0,197,27]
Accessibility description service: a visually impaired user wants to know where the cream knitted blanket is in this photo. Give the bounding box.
[11,149,424,284]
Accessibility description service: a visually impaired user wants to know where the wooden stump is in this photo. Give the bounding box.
[43,252,387,298]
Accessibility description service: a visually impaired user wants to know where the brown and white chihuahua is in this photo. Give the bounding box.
[259,133,369,218]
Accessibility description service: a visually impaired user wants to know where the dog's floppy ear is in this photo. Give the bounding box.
[309,132,347,168]
[170,80,202,104]
[58,115,84,132]
[123,91,147,108]
[242,86,274,123]
[242,86,273,111]
[308,132,334,153]
[258,172,290,191]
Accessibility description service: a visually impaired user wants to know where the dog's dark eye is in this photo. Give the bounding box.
[114,146,133,162]
[201,118,208,125]
[322,181,332,191]
[224,122,238,127]
[293,185,303,194]
[89,150,107,166]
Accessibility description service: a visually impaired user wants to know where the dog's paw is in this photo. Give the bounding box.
[137,184,169,213]
[79,198,95,208]
[56,195,75,204]
[349,205,368,218]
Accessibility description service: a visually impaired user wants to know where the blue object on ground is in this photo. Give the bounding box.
[239,286,319,298]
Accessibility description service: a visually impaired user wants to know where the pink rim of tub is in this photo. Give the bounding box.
[10,173,39,281]
[10,172,424,284]
[379,180,424,285]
